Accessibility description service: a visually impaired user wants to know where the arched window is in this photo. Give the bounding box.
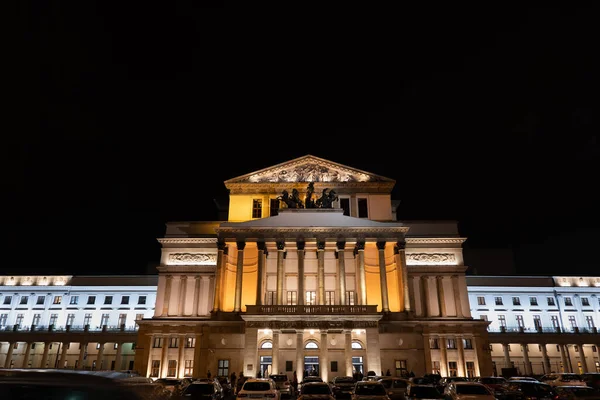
[351,341,363,349]
[261,341,273,349]
[305,341,319,349]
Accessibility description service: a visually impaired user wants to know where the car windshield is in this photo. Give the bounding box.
[455,385,490,395]
[243,382,272,391]
[270,375,288,382]
[355,384,387,395]
[303,385,331,394]
[561,375,583,381]
[481,378,505,384]
[185,384,215,395]
[410,386,441,398]
[335,377,355,383]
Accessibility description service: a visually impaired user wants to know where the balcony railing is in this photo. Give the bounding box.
[488,325,598,334]
[0,324,139,333]
[245,305,379,314]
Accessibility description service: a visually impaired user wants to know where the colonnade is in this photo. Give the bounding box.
[145,333,203,380]
[156,275,214,317]
[412,274,465,318]
[424,334,482,377]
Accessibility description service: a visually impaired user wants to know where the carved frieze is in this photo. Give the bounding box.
[245,320,378,329]
[246,162,373,183]
[168,253,217,265]
[406,253,456,265]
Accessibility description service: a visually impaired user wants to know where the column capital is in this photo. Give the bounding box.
[355,241,365,251]
[376,241,386,250]
[236,241,246,250]
[217,239,226,251]
[317,241,326,251]
[394,241,406,253]
[296,241,305,251]
[166,275,173,281]
[436,275,444,281]
[180,275,188,281]
[336,241,346,250]
[195,275,202,281]
[276,241,285,251]
[257,241,267,252]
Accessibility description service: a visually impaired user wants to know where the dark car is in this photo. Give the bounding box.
[582,374,600,391]
[476,377,507,395]
[378,377,410,400]
[181,380,224,400]
[270,374,294,397]
[405,384,444,400]
[554,386,600,400]
[497,380,557,400]
[331,376,356,398]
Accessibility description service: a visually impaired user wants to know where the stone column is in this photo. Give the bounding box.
[276,241,285,305]
[439,337,448,377]
[177,337,185,378]
[540,344,551,374]
[22,342,32,368]
[356,242,367,305]
[234,241,246,312]
[77,343,87,370]
[115,342,123,372]
[337,241,347,305]
[163,275,173,316]
[244,328,259,378]
[40,342,51,368]
[437,276,447,317]
[421,276,430,317]
[320,331,328,383]
[452,275,464,318]
[161,336,169,378]
[565,345,574,373]
[580,344,588,373]
[4,342,14,368]
[394,241,410,312]
[503,343,511,369]
[193,332,205,379]
[560,344,570,372]
[423,335,432,374]
[297,242,305,306]
[317,241,326,305]
[296,331,304,383]
[365,327,382,378]
[96,342,105,370]
[194,276,201,316]
[178,276,188,316]
[272,331,280,374]
[521,343,531,376]
[344,330,353,376]
[213,240,226,312]
[471,335,482,377]
[457,336,466,377]
[257,242,267,305]
[59,342,69,368]
[377,241,390,312]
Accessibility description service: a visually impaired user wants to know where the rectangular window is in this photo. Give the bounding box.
[286,360,293,372]
[586,316,595,329]
[432,361,440,374]
[340,198,350,216]
[138,296,147,305]
[3,296,12,305]
[270,199,280,217]
[20,296,29,305]
[547,297,556,306]
[185,360,194,377]
[87,296,96,305]
[70,296,79,305]
[153,337,163,348]
[357,198,368,218]
[217,359,229,377]
[252,199,263,219]
[551,315,559,328]
[429,338,439,349]
[32,314,41,326]
[582,297,590,306]
[346,291,355,305]
[118,314,127,327]
[512,297,521,306]
[569,315,577,329]
[448,361,458,377]
[534,315,542,330]
[463,339,473,349]
[49,314,58,326]
[53,296,62,305]
[446,338,456,349]
[498,315,506,327]
[286,291,297,306]
[306,291,316,306]
[331,361,338,372]
[66,313,75,326]
[477,296,486,305]
[104,296,113,305]
[466,362,476,378]
[0,314,7,327]
[395,360,407,377]
[150,360,160,377]
[565,297,573,306]
[84,313,92,326]
[185,337,196,348]
[101,313,109,326]
[266,291,276,305]
[15,314,24,326]
[495,297,503,306]
[325,291,335,305]
[36,296,45,305]
[530,297,538,306]
[121,296,129,305]
[167,360,177,377]
[169,337,179,348]
[516,315,524,327]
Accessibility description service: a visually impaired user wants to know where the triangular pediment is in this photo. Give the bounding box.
[224,155,394,184]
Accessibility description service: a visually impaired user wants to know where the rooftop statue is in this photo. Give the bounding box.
[315,188,338,209]
[278,189,304,209]
[305,182,316,208]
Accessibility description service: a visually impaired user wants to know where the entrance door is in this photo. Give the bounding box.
[260,356,272,378]
[304,356,320,377]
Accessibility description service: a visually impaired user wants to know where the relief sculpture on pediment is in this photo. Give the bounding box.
[248,162,373,183]
[169,253,217,265]
[406,253,456,265]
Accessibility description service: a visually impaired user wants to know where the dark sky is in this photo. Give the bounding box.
[4,3,598,277]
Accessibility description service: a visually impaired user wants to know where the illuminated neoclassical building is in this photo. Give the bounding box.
[134,155,492,381]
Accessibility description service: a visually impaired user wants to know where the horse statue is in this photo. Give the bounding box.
[305,182,316,208]
[315,188,338,208]
[278,189,304,208]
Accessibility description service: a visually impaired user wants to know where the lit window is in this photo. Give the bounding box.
[252,199,263,219]
[352,341,363,349]
[477,297,485,305]
[305,341,318,349]
[70,296,79,305]
[261,341,273,349]
[53,296,62,305]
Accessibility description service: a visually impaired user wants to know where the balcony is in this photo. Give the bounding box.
[488,325,598,334]
[245,305,378,315]
[0,324,139,333]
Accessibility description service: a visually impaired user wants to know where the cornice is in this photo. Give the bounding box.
[226,182,395,195]
[158,238,218,244]
[215,227,409,234]
[406,238,466,244]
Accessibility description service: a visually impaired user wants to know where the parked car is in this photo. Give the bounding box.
[496,380,557,400]
[540,374,587,387]
[581,373,600,391]
[331,376,357,398]
[352,381,390,400]
[298,382,335,400]
[181,380,225,400]
[237,378,280,400]
[443,381,495,400]
[302,376,325,386]
[378,377,410,400]
[405,384,444,400]
[554,386,600,400]
[475,377,507,394]
[270,374,294,397]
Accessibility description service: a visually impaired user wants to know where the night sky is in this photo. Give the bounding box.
[4,3,598,277]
